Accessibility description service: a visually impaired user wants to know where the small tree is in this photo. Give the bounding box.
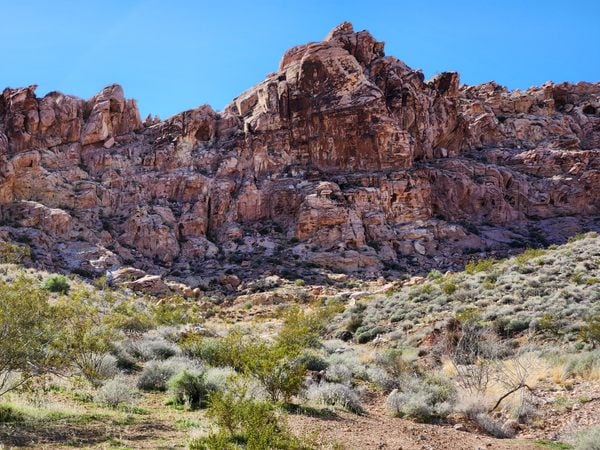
[442,314,534,413]
[0,277,59,397]
[53,288,117,385]
[192,380,311,449]
[241,341,306,403]
[43,275,70,294]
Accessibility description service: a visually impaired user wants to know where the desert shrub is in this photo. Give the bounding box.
[168,369,215,409]
[151,294,200,325]
[579,315,600,348]
[465,258,495,274]
[514,248,546,266]
[276,306,332,353]
[137,358,198,391]
[428,270,443,280]
[191,383,311,450]
[0,241,31,264]
[111,342,140,372]
[345,315,364,333]
[374,348,416,378]
[563,351,600,379]
[324,363,353,384]
[305,382,363,414]
[386,373,456,421]
[95,376,138,408]
[325,352,367,380]
[128,335,180,361]
[576,425,600,450]
[355,326,384,343]
[504,317,531,337]
[0,404,24,423]
[242,343,306,402]
[537,313,562,336]
[189,328,309,402]
[204,367,235,392]
[295,350,328,372]
[53,290,118,385]
[77,353,118,384]
[105,300,155,332]
[181,335,230,367]
[0,276,60,397]
[441,282,457,295]
[366,366,399,392]
[472,412,516,438]
[321,339,348,355]
[42,274,70,294]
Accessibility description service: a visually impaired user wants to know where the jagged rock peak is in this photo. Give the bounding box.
[0,23,599,294]
[324,21,355,40]
[279,22,386,72]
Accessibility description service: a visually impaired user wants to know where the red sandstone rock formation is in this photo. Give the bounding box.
[1,22,599,289]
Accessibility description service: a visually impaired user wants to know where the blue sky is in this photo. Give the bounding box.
[1,0,598,119]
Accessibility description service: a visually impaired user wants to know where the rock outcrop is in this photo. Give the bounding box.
[1,22,599,290]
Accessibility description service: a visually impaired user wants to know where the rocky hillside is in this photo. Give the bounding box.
[1,22,599,290]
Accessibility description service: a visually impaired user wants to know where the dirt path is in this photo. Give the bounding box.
[289,402,542,450]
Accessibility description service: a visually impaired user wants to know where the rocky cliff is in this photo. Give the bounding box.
[1,22,599,292]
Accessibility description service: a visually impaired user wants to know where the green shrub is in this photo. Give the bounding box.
[455,308,482,324]
[465,258,495,274]
[579,315,600,348]
[0,404,24,423]
[427,270,443,280]
[0,276,61,397]
[355,326,384,344]
[43,275,70,294]
[241,343,306,402]
[441,282,457,295]
[276,306,327,352]
[105,300,155,332]
[168,370,214,410]
[181,335,231,367]
[295,351,328,372]
[152,295,200,325]
[538,313,561,336]
[137,358,196,391]
[514,248,546,266]
[191,384,311,450]
[188,330,307,402]
[52,290,118,385]
[345,315,363,333]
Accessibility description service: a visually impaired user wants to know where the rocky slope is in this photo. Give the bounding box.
[1,22,599,292]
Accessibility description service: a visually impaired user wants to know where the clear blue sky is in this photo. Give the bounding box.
[1,0,598,119]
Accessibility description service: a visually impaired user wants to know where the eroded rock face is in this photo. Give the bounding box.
[1,22,599,287]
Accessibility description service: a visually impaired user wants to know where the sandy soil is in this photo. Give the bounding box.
[289,398,542,450]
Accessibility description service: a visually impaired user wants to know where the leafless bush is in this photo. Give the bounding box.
[441,318,534,413]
